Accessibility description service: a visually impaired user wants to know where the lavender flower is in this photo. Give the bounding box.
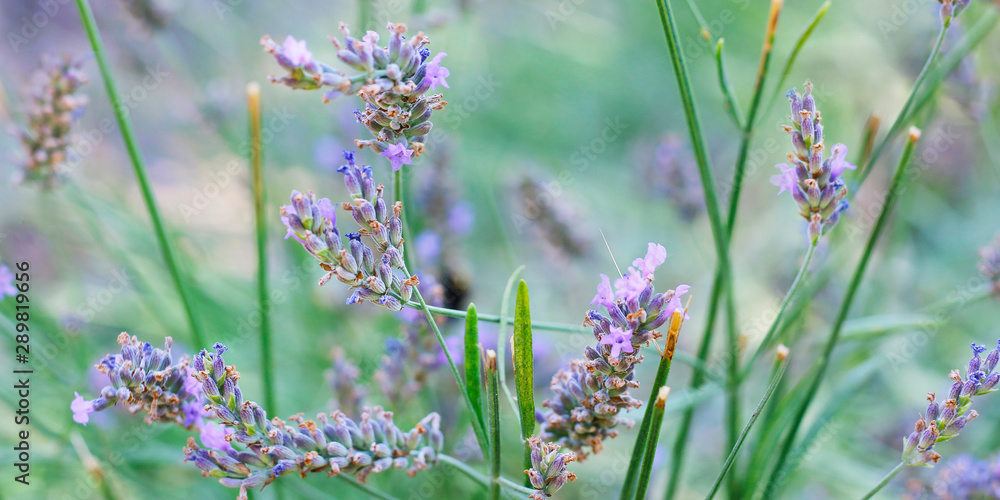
[978,232,1000,295]
[0,265,17,301]
[770,82,856,241]
[280,152,416,311]
[641,134,704,222]
[262,22,449,159]
[939,0,971,23]
[381,142,415,171]
[903,454,1000,499]
[71,333,204,427]
[516,176,589,260]
[539,243,688,457]
[186,343,443,498]
[14,54,88,188]
[901,340,1000,467]
[325,347,366,416]
[525,436,577,499]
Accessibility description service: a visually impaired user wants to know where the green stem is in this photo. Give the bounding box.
[395,168,416,274]
[764,129,922,497]
[665,272,722,500]
[661,0,784,494]
[74,0,204,349]
[247,83,276,417]
[861,462,906,500]
[406,303,589,333]
[856,19,950,187]
[653,2,741,486]
[634,386,672,500]
[620,346,677,500]
[486,353,502,500]
[715,39,745,129]
[905,9,1000,147]
[409,279,488,456]
[739,237,818,378]
[706,349,789,500]
[437,454,537,498]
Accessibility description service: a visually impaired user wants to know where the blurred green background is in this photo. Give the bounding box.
[1,0,999,498]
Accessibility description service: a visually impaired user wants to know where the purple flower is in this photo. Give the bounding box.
[380,143,415,171]
[0,265,16,300]
[591,274,615,309]
[770,164,797,195]
[828,143,855,178]
[664,284,691,318]
[424,52,450,90]
[613,272,647,301]
[632,243,667,279]
[281,35,312,68]
[415,230,442,264]
[71,392,95,425]
[599,326,634,360]
[447,201,475,234]
[200,422,234,451]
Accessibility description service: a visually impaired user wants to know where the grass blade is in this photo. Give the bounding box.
[466,303,485,431]
[856,18,952,186]
[498,266,526,415]
[619,311,685,500]
[706,346,790,500]
[633,386,672,500]
[485,350,502,500]
[513,280,535,479]
[764,127,923,497]
[247,82,276,418]
[73,0,204,348]
[715,39,745,129]
[652,4,741,496]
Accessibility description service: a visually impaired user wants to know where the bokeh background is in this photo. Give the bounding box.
[1,0,999,498]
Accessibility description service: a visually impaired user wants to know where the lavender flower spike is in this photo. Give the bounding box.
[540,243,689,458]
[186,344,442,498]
[770,81,856,241]
[262,22,449,158]
[281,151,417,311]
[70,333,205,427]
[900,338,1000,468]
[525,436,577,499]
[14,54,88,188]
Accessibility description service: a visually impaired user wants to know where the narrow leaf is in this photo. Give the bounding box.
[513,280,535,477]
[465,304,484,431]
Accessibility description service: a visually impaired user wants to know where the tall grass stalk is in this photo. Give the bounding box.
[74,0,204,348]
[247,82,276,418]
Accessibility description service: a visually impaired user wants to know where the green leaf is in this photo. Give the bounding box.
[465,303,485,431]
[513,280,535,477]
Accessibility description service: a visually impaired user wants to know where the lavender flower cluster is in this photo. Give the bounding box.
[185,343,443,498]
[539,243,688,457]
[262,22,449,169]
[14,54,88,187]
[71,333,205,428]
[902,341,1000,467]
[281,151,418,311]
[904,454,1000,499]
[770,82,855,240]
[525,436,577,499]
